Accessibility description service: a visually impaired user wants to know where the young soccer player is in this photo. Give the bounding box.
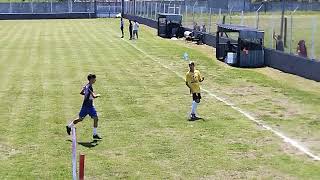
[66,74,102,139]
[185,61,204,120]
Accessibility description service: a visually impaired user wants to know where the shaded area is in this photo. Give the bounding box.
[66,139,101,148]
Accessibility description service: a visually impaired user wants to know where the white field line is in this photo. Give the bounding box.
[123,39,320,161]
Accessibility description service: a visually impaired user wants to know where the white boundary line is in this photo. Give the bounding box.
[123,39,320,161]
[72,127,77,180]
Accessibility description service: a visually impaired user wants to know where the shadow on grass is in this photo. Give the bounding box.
[66,139,101,148]
[188,117,205,122]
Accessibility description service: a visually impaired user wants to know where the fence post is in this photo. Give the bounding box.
[209,8,212,33]
[163,3,165,13]
[192,5,195,26]
[146,2,149,18]
[218,8,221,24]
[31,0,33,13]
[155,3,157,20]
[50,0,53,13]
[179,5,181,15]
[270,12,275,49]
[240,10,244,25]
[311,16,316,59]
[9,0,12,13]
[184,5,187,26]
[229,8,232,24]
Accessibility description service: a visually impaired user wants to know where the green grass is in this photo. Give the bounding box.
[0,19,320,179]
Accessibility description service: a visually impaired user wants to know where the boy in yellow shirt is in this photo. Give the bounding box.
[185,61,204,120]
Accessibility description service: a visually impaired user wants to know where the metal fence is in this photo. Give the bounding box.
[0,2,95,13]
[125,1,319,60]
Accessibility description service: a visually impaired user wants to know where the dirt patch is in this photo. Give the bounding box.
[203,168,298,180]
[0,143,19,160]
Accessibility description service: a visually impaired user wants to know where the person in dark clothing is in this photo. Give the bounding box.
[120,18,124,38]
[273,32,284,52]
[129,20,133,40]
[297,40,308,58]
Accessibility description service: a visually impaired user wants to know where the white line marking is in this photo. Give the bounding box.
[123,39,320,161]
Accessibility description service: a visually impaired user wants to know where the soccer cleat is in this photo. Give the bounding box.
[66,126,71,135]
[93,134,102,140]
[190,114,200,121]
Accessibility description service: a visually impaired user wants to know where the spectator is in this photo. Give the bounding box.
[193,23,198,31]
[133,20,139,39]
[120,17,124,38]
[193,22,200,31]
[201,25,206,32]
[273,32,284,52]
[296,40,308,58]
[128,20,133,40]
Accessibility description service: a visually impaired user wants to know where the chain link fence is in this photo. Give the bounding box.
[125,1,319,60]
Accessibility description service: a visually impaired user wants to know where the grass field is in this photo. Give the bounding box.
[0,18,320,179]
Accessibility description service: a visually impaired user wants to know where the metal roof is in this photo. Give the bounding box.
[217,24,262,32]
[217,24,264,39]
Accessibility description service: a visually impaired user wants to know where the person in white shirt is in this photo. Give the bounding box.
[133,20,139,39]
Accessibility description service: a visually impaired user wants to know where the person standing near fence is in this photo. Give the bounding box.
[129,20,133,40]
[273,32,284,52]
[133,20,139,39]
[120,17,124,38]
[296,40,308,58]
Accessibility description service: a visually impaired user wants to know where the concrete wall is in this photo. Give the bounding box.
[124,14,157,29]
[264,48,320,81]
[0,12,96,20]
[123,14,320,82]
[0,2,94,14]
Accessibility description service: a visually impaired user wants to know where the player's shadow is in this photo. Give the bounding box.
[66,139,101,148]
[188,117,205,122]
[78,140,100,148]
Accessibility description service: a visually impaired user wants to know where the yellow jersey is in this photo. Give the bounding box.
[185,70,203,93]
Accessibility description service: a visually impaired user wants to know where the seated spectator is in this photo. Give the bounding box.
[184,30,193,41]
[201,25,206,32]
[193,23,198,31]
[296,40,308,58]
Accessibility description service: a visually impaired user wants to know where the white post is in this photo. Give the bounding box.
[9,0,12,13]
[185,5,187,27]
[240,11,244,25]
[71,0,73,13]
[209,8,212,33]
[179,5,181,15]
[71,127,77,180]
[271,12,275,49]
[50,0,53,13]
[146,2,148,18]
[311,17,316,59]
[290,13,293,54]
[31,0,33,13]
[155,3,157,19]
[218,8,221,24]
[255,11,259,28]
[163,3,165,13]
[174,3,176,14]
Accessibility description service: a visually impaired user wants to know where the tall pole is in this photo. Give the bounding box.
[280,0,285,38]
[121,0,124,17]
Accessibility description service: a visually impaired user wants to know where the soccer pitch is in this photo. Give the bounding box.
[0,19,320,179]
